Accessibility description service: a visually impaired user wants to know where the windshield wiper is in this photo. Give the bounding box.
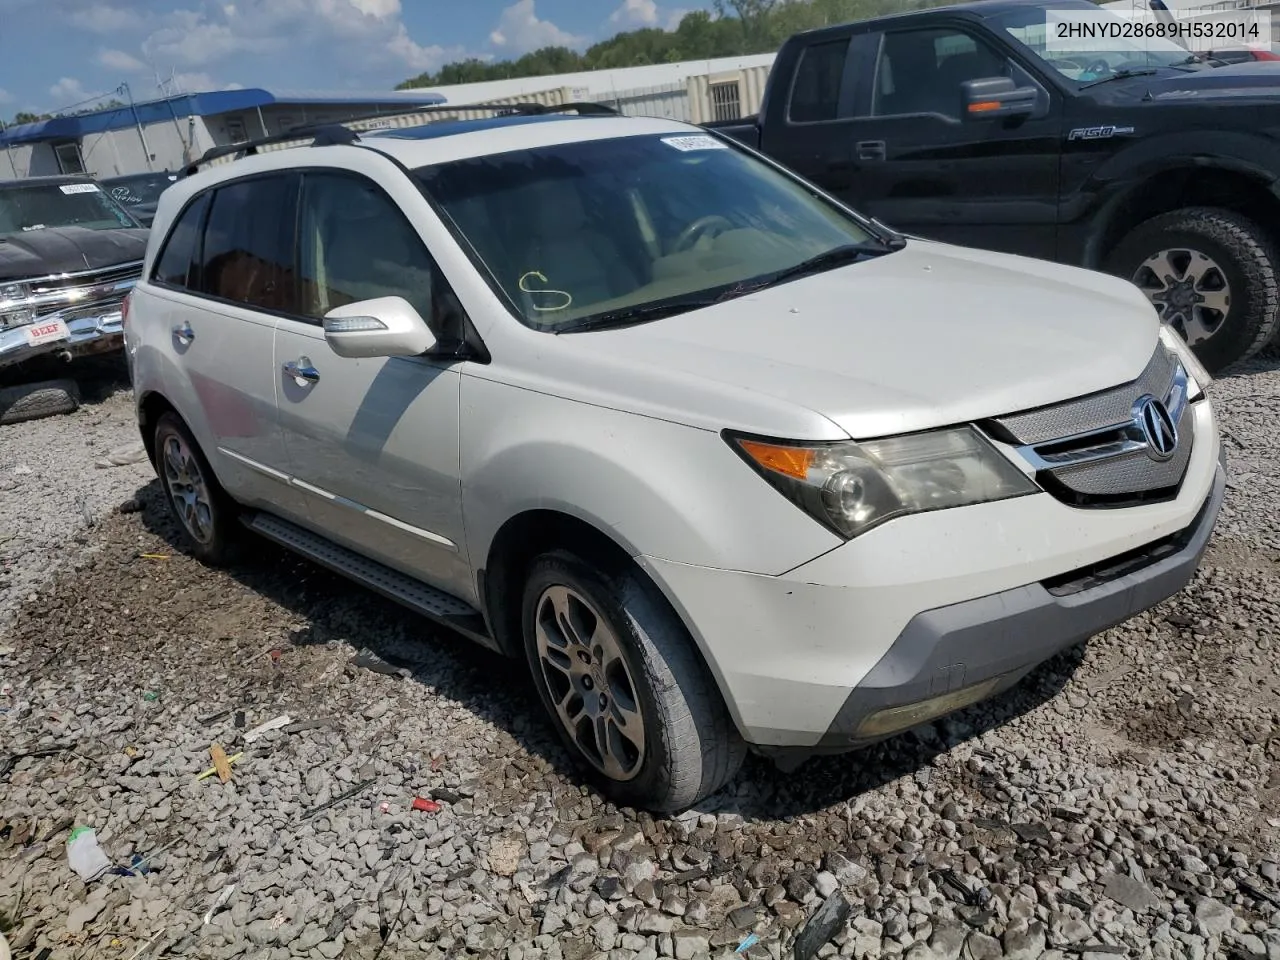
[745,243,890,292]
[1080,67,1159,89]
[557,296,723,334]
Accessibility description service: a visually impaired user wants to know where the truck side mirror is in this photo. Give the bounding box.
[961,77,1037,121]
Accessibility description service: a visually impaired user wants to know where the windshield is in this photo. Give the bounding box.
[413,132,879,330]
[103,174,177,208]
[0,181,137,238]
[989,3,1201,82]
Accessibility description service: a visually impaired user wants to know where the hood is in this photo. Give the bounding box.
[514,240,1162,441]
[0,225,149,282]
[1094,61,1280,104]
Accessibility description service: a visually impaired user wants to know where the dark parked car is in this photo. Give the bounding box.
[99,171,180,227]
[0,174,146,422]
[704,0,1280,374]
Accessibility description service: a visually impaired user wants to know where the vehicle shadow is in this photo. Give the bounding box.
[134,480,1085,821]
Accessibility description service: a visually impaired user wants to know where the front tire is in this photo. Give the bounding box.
[520,549,746,813]
[1104,206,1280,374]
[153,411,240,566]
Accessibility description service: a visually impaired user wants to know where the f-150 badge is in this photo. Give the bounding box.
[1067,125,1137,141]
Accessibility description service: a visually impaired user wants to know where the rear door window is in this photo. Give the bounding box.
[788,38,855,123]
[197,174,299,314]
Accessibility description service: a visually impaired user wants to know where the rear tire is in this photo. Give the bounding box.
[153,411,240,566]
[520,548,746,813]
[1103,206,1280,374]
[0,379,80,426]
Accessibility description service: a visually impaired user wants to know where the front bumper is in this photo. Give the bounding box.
[0,311,125,370]
[816,448,1224,750]
[639,397,1224,749]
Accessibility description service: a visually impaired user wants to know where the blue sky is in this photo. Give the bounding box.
[0,0,716,116]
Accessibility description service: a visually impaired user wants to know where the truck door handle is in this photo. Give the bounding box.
[283,357,320,386]
[172,321,194,345]
[856,140,887,161]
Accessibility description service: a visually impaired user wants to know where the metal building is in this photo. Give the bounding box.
[0,87,448,180]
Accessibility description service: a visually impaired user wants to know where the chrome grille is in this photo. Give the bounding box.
[988,343,1196,506]
[994,346,1177,445]
[29,261,144,294]
[1048,432,1193,496]
[3,261,141,329]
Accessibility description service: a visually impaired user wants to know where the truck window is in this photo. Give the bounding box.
[788,38,852,123]
[871,27,1010,120]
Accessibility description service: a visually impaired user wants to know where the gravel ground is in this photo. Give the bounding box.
[1,353,1278,960]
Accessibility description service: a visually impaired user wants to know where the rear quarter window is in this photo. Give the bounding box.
[152,193,210,291]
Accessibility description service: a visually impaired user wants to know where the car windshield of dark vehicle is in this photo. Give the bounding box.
[991,2,1204,83]
[413,132,886,331]
[102,173,177,208]
[0,181,138,238]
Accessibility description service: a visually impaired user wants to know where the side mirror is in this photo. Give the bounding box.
[960,77,1037,121]
[322,295,438,359]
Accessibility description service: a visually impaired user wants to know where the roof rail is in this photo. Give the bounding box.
[179,100,619,177]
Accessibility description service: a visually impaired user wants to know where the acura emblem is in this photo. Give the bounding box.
[1135,396,1178,461]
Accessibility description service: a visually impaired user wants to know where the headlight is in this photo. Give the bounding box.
[1159,325,1210,400]
[726,425,1039,540]
[0,283,34,330]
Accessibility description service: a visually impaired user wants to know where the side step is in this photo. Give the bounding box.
[242,511,495,649]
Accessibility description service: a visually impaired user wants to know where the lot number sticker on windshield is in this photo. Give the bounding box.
[59,183,100,194]
[662,135,728,152]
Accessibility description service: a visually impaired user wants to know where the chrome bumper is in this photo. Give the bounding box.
[0,311,125,370]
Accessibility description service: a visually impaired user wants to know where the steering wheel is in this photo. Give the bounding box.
[672,215,734,254]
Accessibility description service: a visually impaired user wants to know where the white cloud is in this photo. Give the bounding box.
[609,0,691,32]
[49,77,90,105]
[611,0,659,27]
[347,0,399,15]
[132,0,470,78]
[68,2,142,33]
[0,88,13,105]
[96,48,146,72]
[490,0,585,53]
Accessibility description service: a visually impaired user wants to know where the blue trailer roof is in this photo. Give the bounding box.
[0,87,448,146]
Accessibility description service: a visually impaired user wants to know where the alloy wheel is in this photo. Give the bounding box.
[534,584,646,781]
[1132,247,1231,346]
[161,431,215,545]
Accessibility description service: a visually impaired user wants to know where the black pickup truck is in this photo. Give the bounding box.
[708,0,1280,373]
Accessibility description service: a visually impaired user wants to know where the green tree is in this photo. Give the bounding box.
[396,0,958,89]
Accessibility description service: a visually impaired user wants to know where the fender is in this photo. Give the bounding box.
[1060,129,1280,267]
[458,375,844,586]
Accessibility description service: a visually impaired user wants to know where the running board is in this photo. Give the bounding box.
[242,512,495,649]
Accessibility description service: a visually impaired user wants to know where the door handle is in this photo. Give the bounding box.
[283,357,320,386]
[172,320,194,345]
[856,140,887,162]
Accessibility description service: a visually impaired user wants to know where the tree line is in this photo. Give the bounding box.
[395,0,953,89]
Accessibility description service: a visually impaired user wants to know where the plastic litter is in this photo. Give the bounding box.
[142,692,159,702]
[411,797,441,814]
[203,883,236,924]
[66,826,113,882]
[736,933,760,953]
[243,715,292,742]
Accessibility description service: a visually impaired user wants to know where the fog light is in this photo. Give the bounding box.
[852,676,1006,739]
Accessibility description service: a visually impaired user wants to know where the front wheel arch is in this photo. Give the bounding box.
[1102,205,1280,373]
[481,508,750,741]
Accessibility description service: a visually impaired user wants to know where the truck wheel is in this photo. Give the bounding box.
[153,411,240,566]
[1104,206,1280,374]
[520,548,746,813]
[0,378,80,426]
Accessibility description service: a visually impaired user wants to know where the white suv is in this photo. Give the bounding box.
[123,107,1225,812]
